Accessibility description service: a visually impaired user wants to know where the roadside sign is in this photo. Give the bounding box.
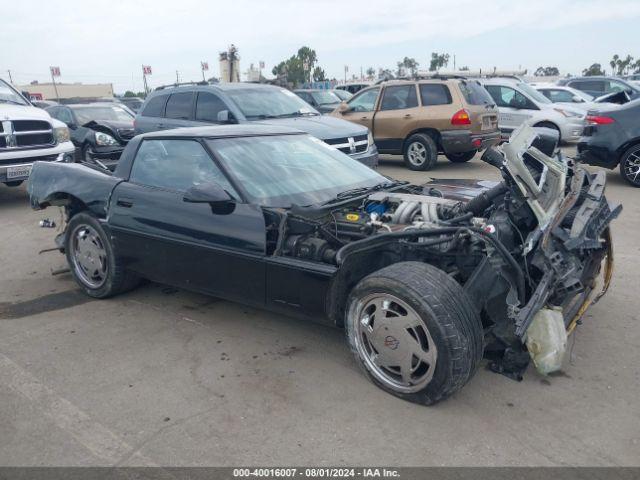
[142,65,152,75]
[201,61,209,71]
[49,66,61,77]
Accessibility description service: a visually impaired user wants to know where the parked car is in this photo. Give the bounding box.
[27,124,619,404]
[0,78,74,187]
[118,97,144,113]
[31,99,59,110]
[134,83,378,168]
[557,76,640,100]
[533,84,596,110]
[331,79,500,170]
[577,98,640,186]
[293,89,342,114]
[481,78,586,142]
[335,82,371,94]
[46,103,135,169]
[331,89,353,102]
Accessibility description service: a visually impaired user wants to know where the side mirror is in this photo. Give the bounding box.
[338,102,351,114]
[217,110,236,124]
[184,183,233,204]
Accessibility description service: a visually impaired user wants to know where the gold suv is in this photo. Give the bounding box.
[331,79,500,170]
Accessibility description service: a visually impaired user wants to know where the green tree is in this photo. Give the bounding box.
[459,66,469,71]
[312,66,326,82]
[396,57,419,77]
[633,59,640,73]
[582,63,605,76]
[365,67,376,79]
[610,54,620,75]
[272,46,320,86]
[534,66,560,76]
[429,52,450,72]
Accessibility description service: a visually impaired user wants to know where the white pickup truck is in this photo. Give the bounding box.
[1,78,75,187]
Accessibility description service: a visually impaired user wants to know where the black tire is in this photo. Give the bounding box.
[82,144,94,163]
[65,212,140,298]
[445,150,477,163]
[619,144,640,187]
[5,181,24,187]
[345,262,483,405]
[403,133,438,171]
[533,122,562,143]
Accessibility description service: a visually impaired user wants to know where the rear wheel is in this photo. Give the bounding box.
[445,150,477,163]
[403,134,438,171]
[65,212,140,298]
[345,262,483,405]
[620,144,640,187]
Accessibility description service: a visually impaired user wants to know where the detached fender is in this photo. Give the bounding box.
[27,161,123,218]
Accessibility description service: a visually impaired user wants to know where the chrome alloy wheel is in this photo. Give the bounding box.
[352,293,438,393]
[69,225,108,288]
[406,142,427,167]
[623,148,640,185]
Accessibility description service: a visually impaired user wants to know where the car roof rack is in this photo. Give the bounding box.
[155,81,210,91]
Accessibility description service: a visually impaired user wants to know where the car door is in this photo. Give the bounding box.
[108,138,267,306]
[162,92,196,129]
[135,94,169,133]
[339,87,380,132]
[193,91,232,125]
[484,85,534,133]
[371,84,421,152]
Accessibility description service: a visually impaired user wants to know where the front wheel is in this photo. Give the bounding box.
[345,262,483,405]
[445,150,477,163]
[65,212,140,298]
[620,144,640,187]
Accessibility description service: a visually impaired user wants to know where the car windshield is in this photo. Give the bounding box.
[332,90,353,101]
[518,83,552,104]
[73,105,134,124]
[311,91,340,105]
[225,88,320,120]
[0,79,29,106]
[207,134,386,207]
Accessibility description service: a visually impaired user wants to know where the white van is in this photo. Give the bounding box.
[481,78,585,142]
[0,78,75,187]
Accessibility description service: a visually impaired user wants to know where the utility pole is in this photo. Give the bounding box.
[176,70,180,84]
[453,55,456,71]
[7,70,13,84]
[49,67,60,102]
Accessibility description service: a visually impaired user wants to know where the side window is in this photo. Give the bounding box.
[547,89,574,103]
[485,85,513,108]
[130,139,238,197]
[606,81,625,93]
[419,84,452,106]
[348,87,380,112]
[380,85,418,111]
[572,81,604,94]
[165,92,194,120]
[141,95,168,117]
[57,108,74,125]
[195,92,228,123]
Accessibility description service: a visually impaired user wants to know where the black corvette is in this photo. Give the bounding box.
[46,103,135,169]
[27,124,619,404]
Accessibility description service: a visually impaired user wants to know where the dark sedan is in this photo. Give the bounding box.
[577,98,640,186]
[28,124,618,405]
[46,103,135,169]
[293,89,342,114]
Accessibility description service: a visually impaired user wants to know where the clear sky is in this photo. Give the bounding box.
[2,0,639,93]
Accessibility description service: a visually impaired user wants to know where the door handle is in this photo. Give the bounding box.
[404,114,412,118]
[116,197,134,208]
[360,116,369,120]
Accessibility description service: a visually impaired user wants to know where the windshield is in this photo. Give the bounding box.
[311,90,340,105]
[225,87,319,119]
[207,134,386,207]
[459,81,495,105]
[0,79,29,106]
[73,105,134,124]
[332,90,353,101]
[518,83,552,104]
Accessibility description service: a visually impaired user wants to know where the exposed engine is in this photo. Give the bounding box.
[271,125,620,379]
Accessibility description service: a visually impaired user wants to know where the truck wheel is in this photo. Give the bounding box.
[65,212,140,299]
[620,144,640,187]
[345,262,483,405]
[5,181,24,187]
[403,134,438,171]
[445,150,477,163]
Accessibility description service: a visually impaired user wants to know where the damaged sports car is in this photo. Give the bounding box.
[27,124,620,404]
